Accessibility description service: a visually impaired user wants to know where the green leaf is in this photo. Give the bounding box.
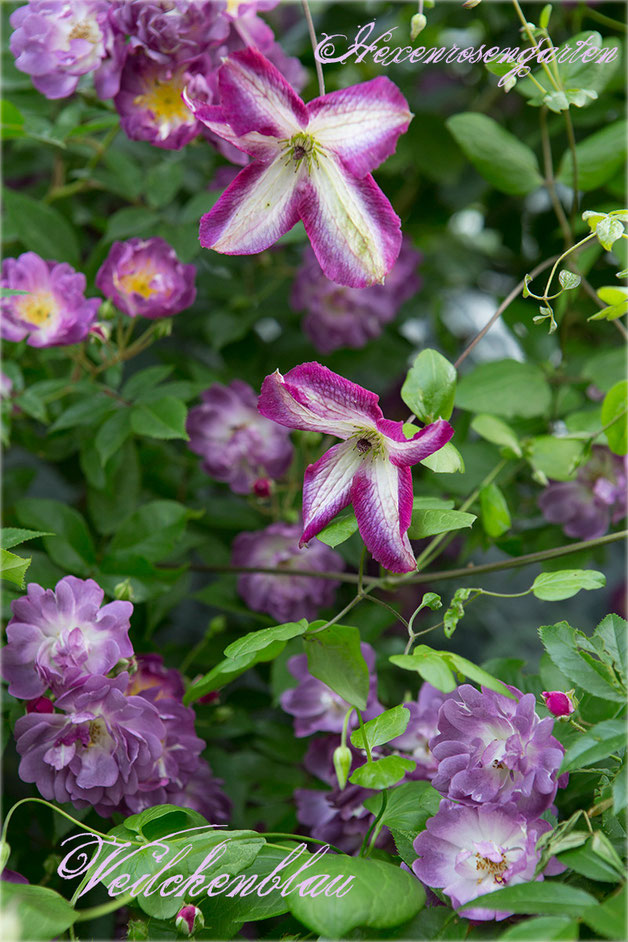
[390,648,458,693]
[105,500,194,563]
[561,719,626,772]
[95,409,132,465]
[350,705,410,750]
[364,781,441,833]
[317,510,358,547]
[597,285,628,306]
[224,619,309,660]
[532,569,606,602]
[15,498,96,576]
[0,528,54,550]
[288,855,425,937]
[50,395,116,432]
[401,349,457,423]
[304,625,370,710]
[559,834,625,882]
[444,652,514,697]
[1,99,25,140]
[601,381,627,455]
[446,113,543,195]
[558,121,627,191]
[350,755,416,789]
[144,159,184,209]
[121,366,174,399]
[0,547,31,587]
[480,483,511,538]
[558,270,581,290]
[1,883,77,940]
[470,414,522,457]
[466,881,596,916]
[596,216,625,251]
[594,613,627,682]
[456,360,551,418]
[557,32,621,95]
[131,397,189,440]
[2,187,79,267]
[499,916,579,940]
[581,885,626,939]
[419,441,465,473]
[408,509,476,540]
[105,207,160,242]
[443,587,472,639]
[539,622,624,701]
[183,641,286,703]
[528,436,586,481]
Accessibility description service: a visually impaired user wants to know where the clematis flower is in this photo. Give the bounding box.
[258,362,454,572]
[96,237,196,318]
[232,521,343,623]
[412,800,562,920]
[1,253,100,347]
[183,48,412,288]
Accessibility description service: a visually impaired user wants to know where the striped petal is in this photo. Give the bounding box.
[258,362,383,438]
[216,47,307,139]
[378,418,455,467]
[306,77,412,177]
[299,155,402,288]
[182,94,279,160]
[301,440,362,545]
[351,458,416,573]
[199,156,302,254]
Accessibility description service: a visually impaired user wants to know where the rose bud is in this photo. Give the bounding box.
[25,697,54,714]
[542,690,576,718]
[175,904,204,937]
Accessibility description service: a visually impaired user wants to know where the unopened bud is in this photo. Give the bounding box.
[175,905,204,937]
[542,690,577,718]
[463,0,482,8]
[410,13,427,39]
[152,317,173,339]
[114,578,135,602]
[252,477,272,499]
[502,75,517,92]
[26,696,54,714]
[333,745,353,791]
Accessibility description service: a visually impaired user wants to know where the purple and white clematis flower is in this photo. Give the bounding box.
[258,362,454,572]
[183,48,412,287]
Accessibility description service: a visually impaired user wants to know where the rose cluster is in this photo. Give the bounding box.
[282,651,566,918]
[2,576,230,821]
[9,1,303,151]
[1,237,196,348]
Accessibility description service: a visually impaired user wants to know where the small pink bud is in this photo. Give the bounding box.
[198,691,220,705]
[175,904,204,936]
[542,690,576,717]
[26,697,54,714]
[253,477,272,498]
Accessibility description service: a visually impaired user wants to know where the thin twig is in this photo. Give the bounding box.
[301,0,325,96]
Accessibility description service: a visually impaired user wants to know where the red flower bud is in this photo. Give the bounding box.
[542,690,576,717]
[253,477,272,498]
[26,697,54,714]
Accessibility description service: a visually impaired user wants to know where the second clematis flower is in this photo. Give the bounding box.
[258,362,454,573]
[184,47,412,287]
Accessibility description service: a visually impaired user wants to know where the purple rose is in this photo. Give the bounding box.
[127,653,185,701]
[413,800,561,920]
[281,642,382,737]
[114,51,209,149]
[9,0,125,100]
[538,445,627,540]
[95,237,196,318]
[1,253,100,347]
[110,0,228,65]
[187,381,293,495]
[291,239,422,354]
[233,522,343,624]
[389,683,450,780]
[430,684,565,819]
[15,673,165,817]
[2,577,133,700]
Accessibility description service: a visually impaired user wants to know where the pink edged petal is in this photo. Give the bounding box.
[306,77,412,177]
[301,440,362,544]
[351,458,416,573]
[378,418,455,467]
[258,362,383,437]
[200,156,302,254]
[299,158,402,288]
[216,48,307,139]
[182,93,278,160]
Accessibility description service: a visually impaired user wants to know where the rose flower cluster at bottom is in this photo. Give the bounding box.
[2,576,229,821]
[282,652,566,918]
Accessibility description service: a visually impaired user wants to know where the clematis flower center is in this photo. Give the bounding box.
[17,291,57,327]
[282,133,320,173]
[134,74,193,126]
[351,430,386,459]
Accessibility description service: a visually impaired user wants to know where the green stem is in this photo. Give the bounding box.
[582,8,627,33]
[74,893,134,922]
[261,834,346,856]
[511,0,561,91]
[1,798,115,848]
[356,709,372,762]
[564,110,579,225]
[539,106,571,245]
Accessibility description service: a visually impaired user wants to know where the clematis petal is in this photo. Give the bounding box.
[301,440,363,544]
[215,47,307,139]
[377,418,455,467]
[182,94,279,160]
[258,361,383,438]
[199,156,302,255]
[306,77,412,177]
[351,458,416,573]
[299,156,402,288]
